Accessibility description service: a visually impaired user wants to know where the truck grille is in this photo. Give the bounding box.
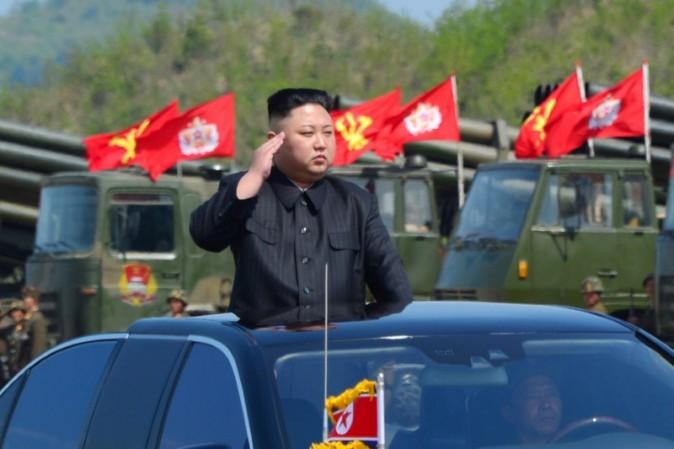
[434,289,478,300]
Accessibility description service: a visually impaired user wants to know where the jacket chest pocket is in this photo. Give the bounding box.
[328,231,360,251]
[245,219,280,245]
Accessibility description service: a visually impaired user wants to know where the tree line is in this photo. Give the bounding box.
[0,0,672,165]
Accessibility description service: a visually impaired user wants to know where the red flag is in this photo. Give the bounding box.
[546,66,647,158]
[135,93,236,181]
[84,101,179,171]
[328,394,378,442]
[378,76,460,160]
[331,89,400,166]
[515,67,584,159]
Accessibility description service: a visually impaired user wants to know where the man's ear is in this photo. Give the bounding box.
[267,131,277,140]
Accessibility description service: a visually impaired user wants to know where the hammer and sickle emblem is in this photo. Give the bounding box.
[109,119,151,165]
[335,112,374,152]
[523,99,556,145]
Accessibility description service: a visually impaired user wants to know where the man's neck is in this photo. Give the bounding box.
[276,167,314,190]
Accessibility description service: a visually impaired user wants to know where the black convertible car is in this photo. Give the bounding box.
[0,301,673,449]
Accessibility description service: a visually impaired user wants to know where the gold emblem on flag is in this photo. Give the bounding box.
[335,113,373,152]
[109,119,151,165]
[523,99,556,145]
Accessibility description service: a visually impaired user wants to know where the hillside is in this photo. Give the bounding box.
[0,0,672,164]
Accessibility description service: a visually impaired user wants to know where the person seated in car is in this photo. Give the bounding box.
[501,374,563,445]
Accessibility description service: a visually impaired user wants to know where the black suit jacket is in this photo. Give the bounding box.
[189,168,412,327]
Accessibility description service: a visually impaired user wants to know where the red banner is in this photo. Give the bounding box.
[331,89,401,166]
[378,77,460,160]
[515,69,584,159]
[84,101,179,171]
[135,93,236,180]
[546,66,647,158]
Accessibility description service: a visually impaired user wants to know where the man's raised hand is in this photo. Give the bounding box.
[236,132,285,200]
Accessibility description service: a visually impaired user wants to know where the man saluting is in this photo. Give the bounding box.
[190,88,412,327]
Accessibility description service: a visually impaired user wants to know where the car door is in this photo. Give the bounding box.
[155,338,252,449]
[0,338,119,449]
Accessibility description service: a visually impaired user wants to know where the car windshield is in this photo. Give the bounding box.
[34,185,97,253]
[270,332,674,449]
[452,168,539,245]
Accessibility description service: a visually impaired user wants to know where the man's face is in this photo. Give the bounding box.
[583,291,600,307]
[169,299,185,314]
[23,296,36,310]
[644,279,655,302]
[271,103,335,185]
[509,375,563,443]
[10,310,24,323]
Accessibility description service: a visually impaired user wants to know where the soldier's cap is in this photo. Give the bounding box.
[7,300,26,314]
[166,289,188,305]
[580,276,604,294]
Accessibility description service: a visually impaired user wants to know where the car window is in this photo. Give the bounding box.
[0,376,24,443]
[159,343,249,449]
[3,341,116,449]
[271,333,674,449]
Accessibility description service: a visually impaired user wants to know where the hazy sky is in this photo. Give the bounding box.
[0,0,457,23]
[378,0,455,26]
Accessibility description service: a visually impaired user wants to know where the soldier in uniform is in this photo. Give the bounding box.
[166,289,189,318]
[580,276,608,314]
[21,285,48,359]
[2,301,31,377]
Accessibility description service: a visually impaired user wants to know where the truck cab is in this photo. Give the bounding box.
[436,158,656,316]
[26,169,235,341]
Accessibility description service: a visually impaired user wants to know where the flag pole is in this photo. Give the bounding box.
[322,263,329,442]
[643,61,651,164]
[377,371,386,449]
[576,62,595,158]
[451,74,465,208]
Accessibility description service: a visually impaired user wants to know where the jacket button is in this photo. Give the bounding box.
[303,287,312,294]
[301,199,308,206]
[300,226,308,234]
[301,257,310,264]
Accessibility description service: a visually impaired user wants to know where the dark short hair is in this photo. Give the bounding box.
[21,285,40,301]
[643,273,654,288]
[267,88,333,122]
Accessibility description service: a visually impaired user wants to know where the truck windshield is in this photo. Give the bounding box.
[453,168,538,243]
[34,185,97,253]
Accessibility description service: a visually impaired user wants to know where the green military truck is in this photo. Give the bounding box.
[25,167,235,340]
[25,159,447,341]
[435,158,657,317]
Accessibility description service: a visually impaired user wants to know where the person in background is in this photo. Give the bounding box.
[580,276,608,314]
[21,285,48,359]
[166,289,189,318]
[2,301,31,377]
